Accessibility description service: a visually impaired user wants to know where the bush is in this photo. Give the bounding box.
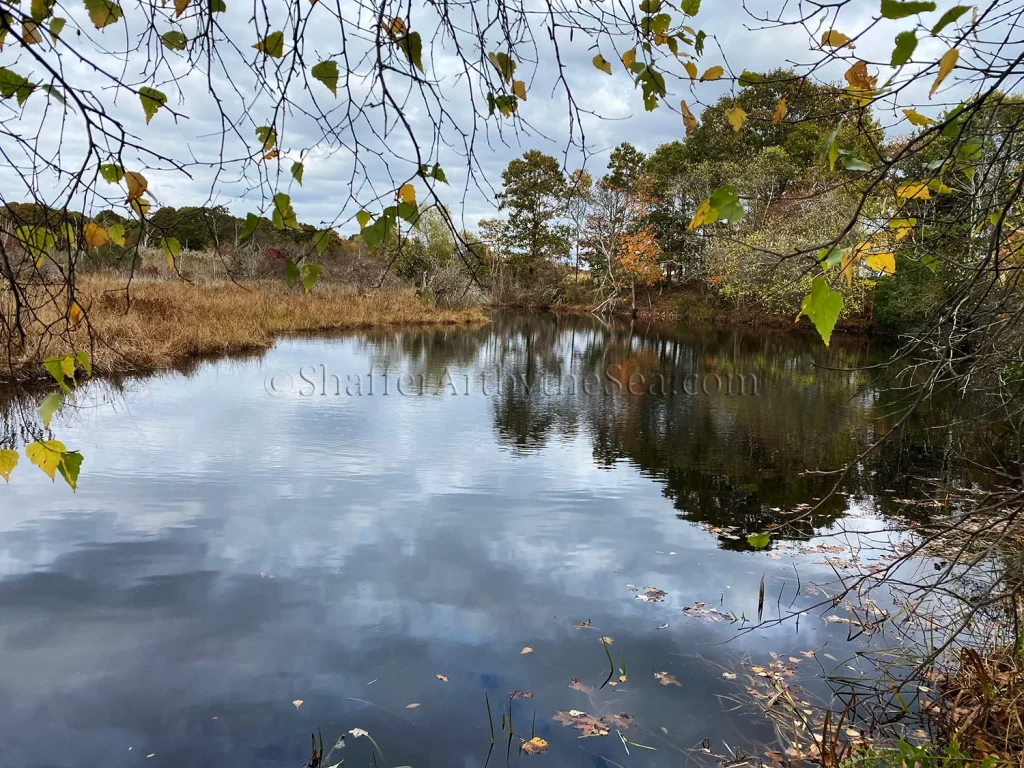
[872,255,946,334]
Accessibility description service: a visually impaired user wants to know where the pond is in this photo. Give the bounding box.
[0,312,959,767]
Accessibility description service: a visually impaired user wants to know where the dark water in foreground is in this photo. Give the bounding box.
[0,313,959,767]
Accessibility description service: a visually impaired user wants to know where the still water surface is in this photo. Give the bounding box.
[0,313,947,767]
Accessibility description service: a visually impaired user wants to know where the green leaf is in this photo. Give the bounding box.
[83,0,123,29]
[273,192,300,230]
[398,202,420,227]
[592,54,613,75]
[284,257,300,287]
[48,17,65,41]
[239,212,259,240]
[0,67,35,106]
[694,30,706,55]
[880,0,936,18]
[891,30,917,66]
[314,230,331,256]
[16,226,55,266]
[708,185,743,224]
[253,30,284,58]
[825,123,841,171]
[842,156,872,171]
[747,532,771,549]
[311,60,338,95]
[255,125,276,152]
[818,246,847,271]
[737,70,762,87]
[57,450,83,492]
[99,163,124,183]
[38,391,63,429]
[160,236,181,268]
[362,217,391,249]
[76,349,92,377]
[210,0,226,11]
[39,83,67,106]
[138,86,167,124]
[300,264,322,294]
[31,0,55,23]
[397,32,423,72]
[681,0,700,14]
[291,161,304,186]
[931,5,970,34]
[639,0,660,11]
[0,449,17,482]
[356,210,372,229]
[161,30,187,50]
[797,276,844,346]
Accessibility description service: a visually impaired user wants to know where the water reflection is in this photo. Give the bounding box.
[0,313,967,767]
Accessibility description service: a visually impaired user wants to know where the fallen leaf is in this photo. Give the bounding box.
[722,672,737,680]
[569,677,593,694]
[554,710,631,737]
[146,755,155,759]
[509,690,533,699]
[598,636,614,645]
[635,586,666,602]
[801,651,816,658]
[789,657,802,663]
[522,737,548,755]
[682,602,724,621]
[406,703,420,709]
[654,671,681,686]
[575,619,592,629]
[520,646,533,654]
[292,700,303,709]
[655,623,669,630]
[349,728,369,738]
[824,653,837,661]
[436,674,449,682]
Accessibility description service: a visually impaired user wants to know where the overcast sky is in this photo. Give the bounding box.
[0,0,974,233]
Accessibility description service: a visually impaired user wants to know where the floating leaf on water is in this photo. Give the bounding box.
[292,700,303,709]
[406,703,420,708]
[520,646,533,654]
[508,690,533,699]
[682,602,724,621]
[553,710,631,737]
[598,636,613,645]
[436,674,448,682]
[655,624,669,630]
[654,671,681,687]
[569,677,593,694]
[722,672,737,680]
[575,619,592,629]
[349,728,369,738]
[635,586,666,602]
[521,737,548,755]
[747,532,771,549]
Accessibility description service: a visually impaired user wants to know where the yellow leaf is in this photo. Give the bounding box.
[292,699,303,709]
[680,99,697,137]
[897,181,932,200]
[866,251,896,275]
[821,29,855,49]
[512,79,527,101]
[726,105,747,133]
[22,21,43,44]
[840,245,863,288]
[522,737,548,755]
[903,109,934,126]
[84,222,109,249]
[26,440,66,481]
[683,61,697,81]
[125,171,148,202]
[131,198,152,217]
[436,674,448,682]
[0,449,17,482]
[929,48,958,98]
[622,48,636,70]
[263,149,279,160]
[69,302,83,325]
[844,60,876,91]
[520,646,533,654]
[771,97,787,124]
[399,183,416,205]
[689,198,712,231]
[592,54,612,75]
[384,17,407,39]
[889,217,916,242]
[699,65,723,82]
[60,355,76,379]
[174,0,188,16]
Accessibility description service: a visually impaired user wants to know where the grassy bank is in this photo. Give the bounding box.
[1,276,487,384]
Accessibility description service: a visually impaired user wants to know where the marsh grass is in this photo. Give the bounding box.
[0,276,487,384]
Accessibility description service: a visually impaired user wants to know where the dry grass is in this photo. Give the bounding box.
[0,276,487,383]
[932,646,1024,761]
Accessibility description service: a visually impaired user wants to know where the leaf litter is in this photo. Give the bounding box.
[554,710,633,737]
[569,677,593,694]
[634,586,666,602]
[654,671,681,686]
